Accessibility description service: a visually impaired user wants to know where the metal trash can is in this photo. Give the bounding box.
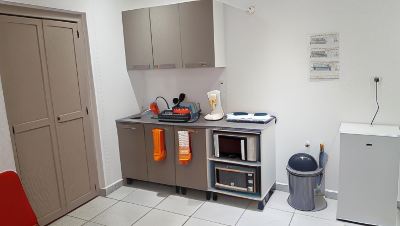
[287,153,324,211]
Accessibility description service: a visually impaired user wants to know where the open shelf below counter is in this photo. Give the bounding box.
[208,187,263,201]
[208,156,261,167]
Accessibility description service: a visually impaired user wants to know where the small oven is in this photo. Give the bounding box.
[214,163,260,194]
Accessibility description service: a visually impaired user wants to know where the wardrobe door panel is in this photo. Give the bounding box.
[0,15,65,224]
[14,127,62,219]
[43,20,96,209]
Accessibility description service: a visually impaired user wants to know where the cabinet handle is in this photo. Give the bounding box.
[154,64,176,69]
[124,127,137,131]
[130,64,151,70]
[366,143,373,146]
[184,62,210,68]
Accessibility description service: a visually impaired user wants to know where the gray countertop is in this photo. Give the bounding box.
[116,113,275,131]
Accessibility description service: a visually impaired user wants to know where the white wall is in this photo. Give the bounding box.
[1,0,399,196]
[0,80,15,172]
[127,0,400,194]
[0,0,141,187]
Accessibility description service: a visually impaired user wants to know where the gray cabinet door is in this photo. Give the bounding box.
[122,8,153,70]
[179,0,215,68]
[117,123,148,181]
[150,4,182,69]
[174,127,208,190]
[144,124,176,186]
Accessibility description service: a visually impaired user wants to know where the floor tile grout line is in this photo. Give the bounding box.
[189,198,207,217]
[190,216,231,226]
[288,211,295,226]
[234,201,251,226]
[293,211,338,223]
[265,206,295,214]
[153,206,195,217]
[105,188,137,201]
[129,193,184,226]
[62,214,90,223]
[67,197,118,222]
[86,199,120,224]
[181,215,191,226]
[49,215,91,226]
[129,203,154,226]
[119,192,170,209]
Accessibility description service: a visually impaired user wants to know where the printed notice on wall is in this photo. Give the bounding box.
[309,33,340,79]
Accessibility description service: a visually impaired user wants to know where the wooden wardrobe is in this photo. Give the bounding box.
[0,5,98,225]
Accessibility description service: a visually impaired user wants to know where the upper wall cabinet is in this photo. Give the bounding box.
[122,0,225,70]
[150,4,182,69]
[122,8,153,70]
[179,0,225,68]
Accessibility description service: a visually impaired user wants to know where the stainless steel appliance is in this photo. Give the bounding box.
[213,131,259,162]
[214,163,260,194]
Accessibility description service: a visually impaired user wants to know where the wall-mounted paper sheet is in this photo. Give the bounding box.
[310,33,340,79]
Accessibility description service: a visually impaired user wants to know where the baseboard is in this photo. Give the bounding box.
[99,179,123,197]
[275,182,289,193]
[274,182,338,200]
[324,189,338,200]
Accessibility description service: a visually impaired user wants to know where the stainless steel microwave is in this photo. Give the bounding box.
[213,131,259,162]
[214,163,260,194]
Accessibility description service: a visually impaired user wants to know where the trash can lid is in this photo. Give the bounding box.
[288,153,318,172]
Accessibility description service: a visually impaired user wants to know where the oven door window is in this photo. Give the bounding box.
[216,169,248,190]
[218,135,247,160]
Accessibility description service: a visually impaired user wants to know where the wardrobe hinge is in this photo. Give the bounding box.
[12,126,15,134]
[86,107,89,115]
[77,30,80,38]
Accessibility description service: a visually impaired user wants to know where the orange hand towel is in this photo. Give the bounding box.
[153,128,166,161]
[178,131,192,165]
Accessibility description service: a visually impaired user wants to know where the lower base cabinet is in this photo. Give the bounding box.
[117,123,148,181]
[144,124,176,186]
[174,127,208,190]
[117,123,209,190]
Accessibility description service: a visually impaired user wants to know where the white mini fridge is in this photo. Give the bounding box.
[337,123,400,226]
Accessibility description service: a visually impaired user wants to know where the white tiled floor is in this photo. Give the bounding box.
[50,183,375,226]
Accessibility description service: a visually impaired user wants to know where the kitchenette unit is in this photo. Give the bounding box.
[116,115,276,209]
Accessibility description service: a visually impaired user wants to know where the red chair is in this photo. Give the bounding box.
[0,171,38,226]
